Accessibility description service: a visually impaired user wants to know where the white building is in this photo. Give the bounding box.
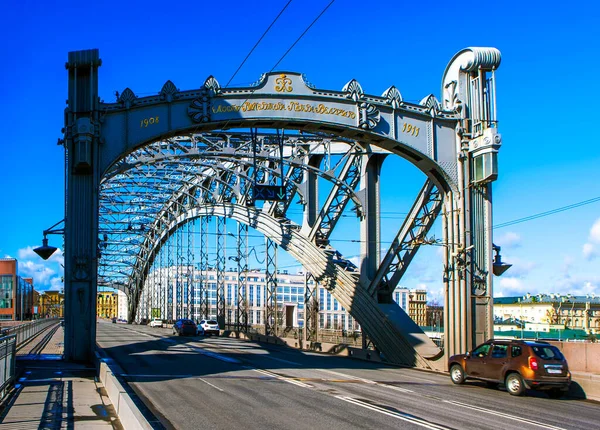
[117,290,128,321]
[138,267,427,331]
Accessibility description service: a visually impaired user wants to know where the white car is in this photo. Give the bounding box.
[149,318,163,328]
[198,319,219,336]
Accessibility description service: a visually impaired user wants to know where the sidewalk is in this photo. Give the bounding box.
[0,324,122,429]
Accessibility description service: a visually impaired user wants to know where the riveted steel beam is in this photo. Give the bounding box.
[367,180,443,299]
[307,147,362,246]
[264,238,278,336]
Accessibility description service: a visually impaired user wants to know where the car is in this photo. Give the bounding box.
[172,319,198,336]
[198,319,220,336]
[149,318,163,328]
[448,339,571,398]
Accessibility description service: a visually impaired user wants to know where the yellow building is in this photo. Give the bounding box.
[38,291,64,318]
[409,289,428,327]
[97,292,118,319]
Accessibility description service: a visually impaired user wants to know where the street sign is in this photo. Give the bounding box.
[253,185,286,202]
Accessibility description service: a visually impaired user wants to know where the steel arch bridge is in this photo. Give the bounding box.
[61,47,502,369]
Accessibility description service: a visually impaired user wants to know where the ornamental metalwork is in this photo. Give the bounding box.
[62,47,502,371]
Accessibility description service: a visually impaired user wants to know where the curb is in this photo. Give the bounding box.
[96,357,154,430]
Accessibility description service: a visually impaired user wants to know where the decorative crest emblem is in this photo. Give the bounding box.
[274,74,293,93]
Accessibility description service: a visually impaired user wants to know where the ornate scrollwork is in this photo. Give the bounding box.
[382,86,403,109]
[443,80,459,111]
[73,256,90,281]
[358,102,380,130]
[204,76,221,95]
[274,74,293,93]
[188,93,211,123]
[343,79,363,102]
[118,88,137,108]
[419,94,440,112]
[160,80,179,102]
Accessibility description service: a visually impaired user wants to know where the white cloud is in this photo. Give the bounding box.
[495,232,522,249]
[495,277,528,297]
[501,256,536,277]
[18,246,38,260]
[48,277,64,291]
[589,218,600,243]
[583,243,597,261]
[18,260,56,286]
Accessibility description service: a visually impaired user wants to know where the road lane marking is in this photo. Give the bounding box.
[261,356,302,366]
[443,400,567,430]
[252,369,312,388]
[336,396,449,429]
[119,374,193,378]
[199,378,224,392]
[321,369,377,385]
[379,383,414,393]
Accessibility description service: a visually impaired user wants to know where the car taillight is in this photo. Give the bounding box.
[529,356,539,370]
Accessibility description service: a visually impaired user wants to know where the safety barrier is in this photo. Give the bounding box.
[0,335,17,400]
[2,318,60,350]
[0,318,59,401]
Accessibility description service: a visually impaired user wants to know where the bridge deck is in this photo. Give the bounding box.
[0,323,121,429]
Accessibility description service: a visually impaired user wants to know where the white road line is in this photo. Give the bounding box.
[187,345,242,364]
[321,369,377,384]
[262,356,301,366]
[336,396,449,429]
[199,378,224,392]
[379,383,414,393]
[444,400,567,430]
[119,374,193,378]
[253,369,312,388]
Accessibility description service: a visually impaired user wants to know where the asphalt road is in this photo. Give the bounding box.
[96,321,600,430]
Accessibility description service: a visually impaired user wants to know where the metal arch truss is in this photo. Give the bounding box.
[98,132,366,292]
[96,130,444,366]
[367,181,443,301]
[235,223,249,332]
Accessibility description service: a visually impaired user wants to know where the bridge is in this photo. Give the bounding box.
[3,320,599,428]
[51,46,507,369]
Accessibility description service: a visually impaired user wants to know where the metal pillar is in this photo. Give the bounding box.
[264,238,278,336]
[302,271,318,345]
[236,223,249,332]
[176,228,182,320]
[64,49,101,362]
[187,220,194,320]
[167,237,174,321]
[301,155,322,231]
[216,217,226,327]
[199,216,209,319]
[359,154,385,287]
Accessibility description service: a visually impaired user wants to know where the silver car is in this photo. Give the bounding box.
[198,319,219,336]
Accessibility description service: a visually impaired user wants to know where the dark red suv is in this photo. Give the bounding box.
[448,339,571,397]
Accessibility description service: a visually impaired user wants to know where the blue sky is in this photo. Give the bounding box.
[1,0,599,302]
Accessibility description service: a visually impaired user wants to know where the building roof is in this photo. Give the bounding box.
[494,294,600,305]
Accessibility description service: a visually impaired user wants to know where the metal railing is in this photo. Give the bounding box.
[0,335,16,400]
[225,324,364,347]
[1,318,60,349]
[0,318,60,401]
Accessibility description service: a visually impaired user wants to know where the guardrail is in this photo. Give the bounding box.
[0,318,59,401]
[0,335,16,400]
[1,318,60,350]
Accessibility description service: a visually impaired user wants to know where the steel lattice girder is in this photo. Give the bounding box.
[367,180,443,298]
[99,133,365,292]
[97,131,442,366]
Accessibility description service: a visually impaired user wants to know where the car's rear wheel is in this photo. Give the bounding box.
[450,364,465,384]
[505,373,525,396]
[547,388,565,399]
